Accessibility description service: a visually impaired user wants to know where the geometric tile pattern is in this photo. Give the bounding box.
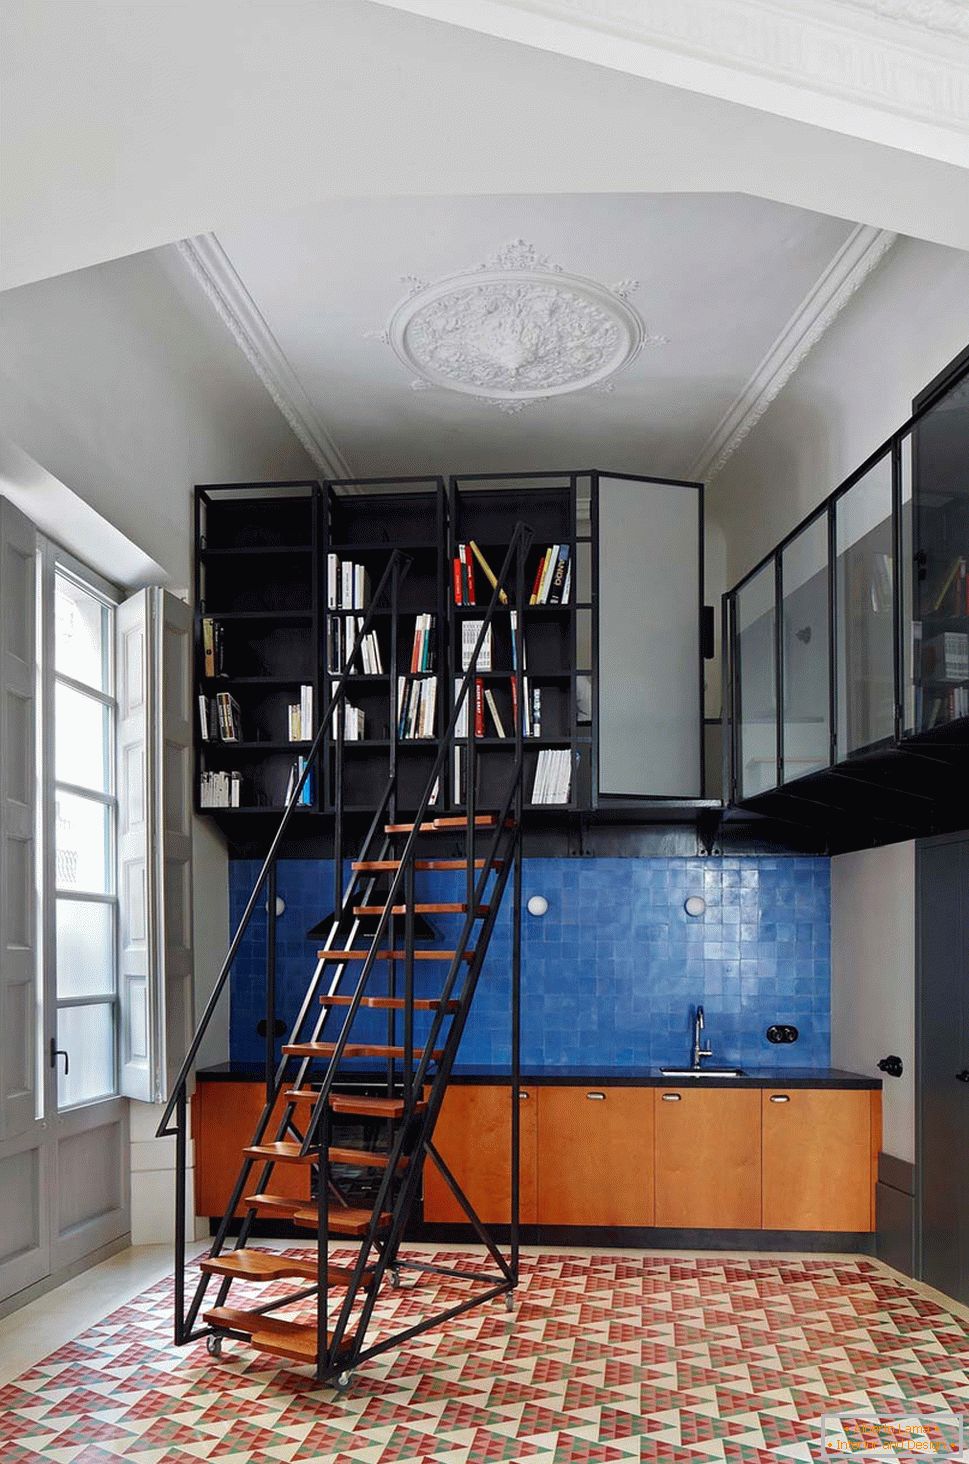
[229,855,831,1071]
[4,1250,968,1464]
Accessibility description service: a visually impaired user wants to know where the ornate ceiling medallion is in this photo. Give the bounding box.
[372,239,666,412]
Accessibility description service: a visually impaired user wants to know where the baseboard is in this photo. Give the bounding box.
[0,1233,132,1320]
[414,1222,876,1252]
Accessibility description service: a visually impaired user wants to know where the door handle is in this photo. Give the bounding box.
[49,1038,69,1076]
[956,1071,969,1083]
[769,1094,790,1103]
[519,1091,530,1100]
[586,1091,606,1101]
[661,1093,681,1102]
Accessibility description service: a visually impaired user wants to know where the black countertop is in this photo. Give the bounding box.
[196,1061,880,1090]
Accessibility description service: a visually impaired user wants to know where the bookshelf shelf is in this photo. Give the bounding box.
[200,545,312,558]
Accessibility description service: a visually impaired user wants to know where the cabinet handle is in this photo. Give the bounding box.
[770,1094,790,1103]
[586,1091,606,1100]
[519,1091,530,1100]
[661,1093,681,1102]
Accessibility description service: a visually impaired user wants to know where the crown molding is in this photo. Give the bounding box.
[371,0,969,158]
[688,225,897,485]
[177,233,352,481]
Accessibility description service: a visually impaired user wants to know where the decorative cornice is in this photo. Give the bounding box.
[688,225,897,485]
[372,0,969,143]
[176,234,352,480]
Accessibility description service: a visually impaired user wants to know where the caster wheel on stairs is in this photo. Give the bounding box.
[206,1334,224,1358]
[388,1268,401,1290]
[504,1293,515,1313]
[335,1370,353,1392]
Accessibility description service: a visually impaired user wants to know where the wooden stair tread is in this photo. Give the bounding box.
[354,903,490,916]
[320,994,459,1012]
[243,1141,310,1165]
[293,1205,392,1235]
[329,1094,427,1118]
[318,949,474,962]
[283,1042,444,1060]
[244,1192,304,1215]
[328,1145,407,1170]
[384,815,501,833]
[200,1249,366,1286]
[204,1306,350,1363]
[353,859,503,872]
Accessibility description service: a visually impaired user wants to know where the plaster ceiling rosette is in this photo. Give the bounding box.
[374,239,665,412]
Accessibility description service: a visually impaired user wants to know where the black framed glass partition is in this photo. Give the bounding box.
[781,514,829,780]
[725,348,969,806]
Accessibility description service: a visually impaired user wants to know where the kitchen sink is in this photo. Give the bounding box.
[659,1067,745,1078]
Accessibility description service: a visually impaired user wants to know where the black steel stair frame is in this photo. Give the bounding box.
[157,524,533,1387]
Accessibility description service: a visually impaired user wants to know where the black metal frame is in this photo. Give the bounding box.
[158,523,533,1388]
[723,346,969,844]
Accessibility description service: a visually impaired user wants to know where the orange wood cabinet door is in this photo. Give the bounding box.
[193,1081,311,1218]
[762,1089,874,1232]
[536,1086,654,1226]
[422,1084,537,1224]
[654,1087,761,1229]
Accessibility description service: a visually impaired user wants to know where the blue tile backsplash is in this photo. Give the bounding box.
[227,856,830,1071]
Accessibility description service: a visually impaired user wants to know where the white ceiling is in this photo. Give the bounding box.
[208,192,856,479]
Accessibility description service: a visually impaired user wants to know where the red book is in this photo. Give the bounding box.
[474,677,485,738]
[509,675,519,735]
[529,558,545,605]
[463,542,476,604]
[452,557,463,605]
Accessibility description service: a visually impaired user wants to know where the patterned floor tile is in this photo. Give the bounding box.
[5,1253,969,1463]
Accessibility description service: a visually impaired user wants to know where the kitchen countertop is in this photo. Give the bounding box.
[196,1061,880,1090]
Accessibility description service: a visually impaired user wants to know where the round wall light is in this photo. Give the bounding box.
[527,895,549,917]
[684,895,706,918]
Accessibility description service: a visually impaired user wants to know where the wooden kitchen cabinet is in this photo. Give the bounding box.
[423,1083,538,1224]
[193,1080,311,1218]
[654,1087,761,1229]
[536,1086,654,1226]
[761,1088,875,1231]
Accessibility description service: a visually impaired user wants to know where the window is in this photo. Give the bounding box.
[47,563,120,1109]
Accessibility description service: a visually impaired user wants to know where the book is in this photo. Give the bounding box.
[200,769,241,808]
[454,677,469,738]
[484,688,506,738]
[216,691,242,742]
[548,545,570,604]
[201,617,223,677]
[531,748,571,804]
[537,544,559,604]
[327,554,339,608]
[930,556,966,614]
[463,543,476,604]
[461,619,492,672]
[452,557,463,606]
[529,552,549,606]
[469,540,508,604]
[474,677,485,738]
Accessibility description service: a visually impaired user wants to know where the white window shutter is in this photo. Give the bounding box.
[117,589,194,1103]
[0,498,39,1139]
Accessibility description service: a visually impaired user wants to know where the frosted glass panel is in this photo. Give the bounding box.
[55,573,109,691]
[597,476,701,797]
[736,563,777,796]
[56,899,115,999]
[56,682,110,793]
[835,455,894,755]
[57,1002,116,1108]
[55,791,111,894]
[781,517,829,780]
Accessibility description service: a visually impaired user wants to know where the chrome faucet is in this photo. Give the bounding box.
[691,1004,713,1071]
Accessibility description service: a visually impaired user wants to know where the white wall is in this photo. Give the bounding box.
[831,843,915,1163]
[0,245,316,589]
[711,236,969,587]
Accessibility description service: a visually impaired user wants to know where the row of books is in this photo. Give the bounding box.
[199,770,242,808]
[409,614,436,673]
[454,677,542,739]
[201,617,226,677]
[530,545,571,605]
[326,555,370,610]
[198,690,242,742]
[328,617,384,675]
[397,676,437,740]
[922,629,969,683]
[531,748,572,804]
[922,685,969,727]
[452,541,508,606]
[284,757,314,806]
[928,555,969,616]
[339,704,366,741]
[287,684,314,740]
[461,620,492,672]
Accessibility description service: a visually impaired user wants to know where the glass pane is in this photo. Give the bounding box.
[55,682,110,793]
[835,456,895,755]
[55,571,109,691]
[909,374,969,732]
[781,516,829,780]
[55,791,111,894]
[736,562,777,796]
[56,899,115,999]
[56,1002,116,1107]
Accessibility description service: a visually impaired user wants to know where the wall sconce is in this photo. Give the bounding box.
[684,895,706,917]
[265,896,286,918]
[527,895,549,917]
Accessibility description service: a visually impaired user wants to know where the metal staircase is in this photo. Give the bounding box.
[157,525,532,1387]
